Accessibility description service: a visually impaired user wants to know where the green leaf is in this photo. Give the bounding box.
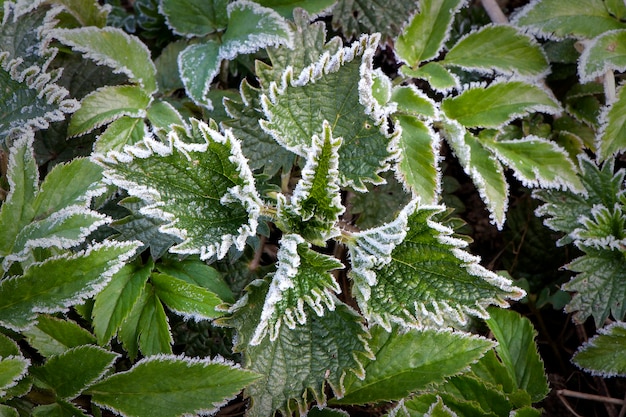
[481,135,583,192]
[151,273,223,321]
[443,25,549,77]
[390,85,437,118]
[512,0,626,40]
[394,115,440,204]
[0,241,138,331]
[137,283,173,355]
[308,407,349,417]
[251,234,343,344]
[88,354,258,417]
[261,34,395,191]
[68,85,151,137]
[598,83,626,161]
[572,321,626,377]
[469,349,517,395]
[92,259,153,345]
[49,0,109,27]
[425,398,457,417]
[178,40,222,107]
[31,401,89,417]
[573,204,626,249]
[334,326,494,405]
[606,0,626,20]
[22,315,97,357]
[52,27,157,94]
[97,119,261,261]
[563,248,626,326]
[223,279,371,417]
[441,81,560,128]
[485,308,549,402]
[160,0,228,36]
[0,405,18,417]
[30,345,118,399]
[579,29,626,83]
[146,100,185,133]
[395,0,467,67]
[94,116,146,154]
[253,0,336,18]
[0,334,19,357]
[401,62,460,94]
[349,173,412,229]
[349,202,524,329]
[438,375,513,416]
[0,355,29,397]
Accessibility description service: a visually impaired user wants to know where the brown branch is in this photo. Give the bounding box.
[558,389,625,406]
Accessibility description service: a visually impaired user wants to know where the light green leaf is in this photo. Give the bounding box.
[253,0,336,18]
[160,0,228,36]
[0,241,138,331]
[178,40,221,107]
[276,121,345,244]
[88,355,259,417]
[401,62,459,93]
[579,29,626,83]
[30,345,118,400]
[0,356,29,397]
[334,326,494,405]
[394,115,440,204]
[68,85,151,137]
[146,100,185,133]
[512,0,626,40]
[572,321,626,377]
[438,374,513,416]
[94,116,146,154]
[441,81,561,128]
[31,401,89,417]
[390,85,437,118]
[444,25,549,77]
[52,27,157,94]
[97,119,261,261]
[49,0,109,27]
[469,349,517,395]
[425,398,457,417]
[349,202,524,329]
[151,273,223,321]
[598,83,626,161]
[563,248,626,326]
[0,405,18,417]
[573,204,626,250]
[395,0,467,67]
[482,135,583,192]
[92,260,153,345]
[605,0,626,20]
[512,407,543,417]
[261,34,395,191]
[251,234,343,344]
[0,334,19,357]
[222,279,371,417]
[138,284,173,355]
[485,307,549,402]
[22,315,97,357]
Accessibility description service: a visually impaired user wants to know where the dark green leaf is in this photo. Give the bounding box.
[160,0,228,36]
[573,321,626,377]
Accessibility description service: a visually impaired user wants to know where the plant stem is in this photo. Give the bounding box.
[605,70,616,103]
[558,389,625,406]
[481,0,508,24]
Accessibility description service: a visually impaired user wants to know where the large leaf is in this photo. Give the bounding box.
[443,25,549,77]
[0,241,138,331]
[394,0,467,67]
[334,326,494,405]
[572,321,626,377]
[261,34,395,191]
[579,29,626,83]
[160,0,229,36]
[22,315,97,357]
[441,81,560,128]
[349,201,524,329]
[512,0,626,40]
[52,26,157,94]
[485,308,549,403]
[597,83,626,161]
[96,119,262,261]
[87,355,259,417]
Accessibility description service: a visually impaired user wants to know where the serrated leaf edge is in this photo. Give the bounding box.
[578,29,626,83]
[572,321,626,377]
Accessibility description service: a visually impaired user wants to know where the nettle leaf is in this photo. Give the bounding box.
[441,81,561,128]
[563,247,626,326]
[87,355,259,417]
[572,321,626,377]
[443,25,549,78]
[277,121,345,244]
[512,0,626,40]
[151,272,224,321]
[597,83,626,161]
[0,241,139,331]
[30,345,118,400]
[485,308,549,402]
[96,119,262,261]
[579,29,626,83]
[160,0,229,36]
[22,315,97,357]
[349,200,523,329]
[253,0,336,18]
[395,0,467,67]
[334,326,494,405]
[68,85,151,137]
[223,279,371,417]
[572,204,626,250]
[251,234,343,345]
[261,34,396,191]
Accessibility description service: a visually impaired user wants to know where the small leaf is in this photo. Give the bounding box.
[94,116,146,154]
[390,85,437,118]
[68,85,151,137]
[146,100,185,132]
[0,356,29,397]
[334,326,494,405]
[31,401,89,417]
[30,345,118,400]
[425,398,457,417]
[394,0,467,67]
[253,0,336,18]
[138,284,173,355]
[438,374,513,416]
[87,355,259,417]
[151,273,223,321]
[160,0,228,36]
[579,29,626,83]
[485,307,549,402]
[50,0,110,27]
[444,25,549,77]
[52,27,157,94]
[401,62,459,93]
[441,81,561,128]
[22,315,97,357]
[512,0,626,40]
[597,83,626,161]
[178,40,222,107]
[606,0,626,20]
[572,321,626,377]
[0,405,18,417]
